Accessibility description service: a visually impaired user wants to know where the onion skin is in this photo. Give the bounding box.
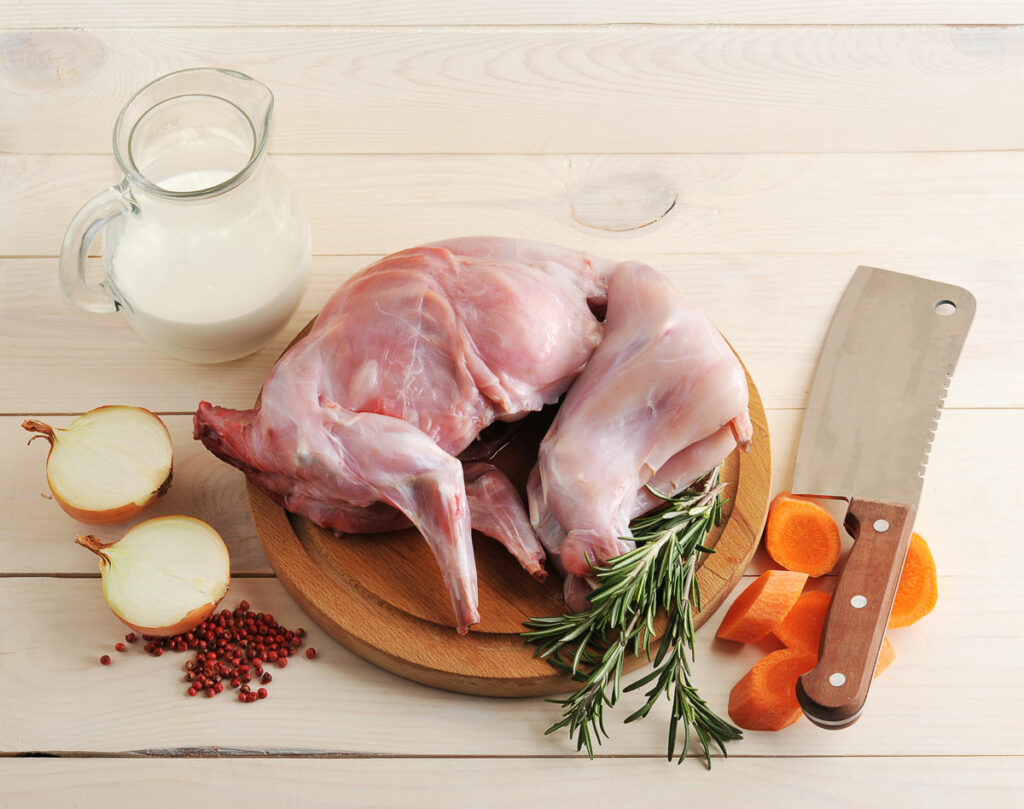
[23,407,174,526]
[116,600,224,638]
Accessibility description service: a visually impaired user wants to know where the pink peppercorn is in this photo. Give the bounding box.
[104,600,310,705]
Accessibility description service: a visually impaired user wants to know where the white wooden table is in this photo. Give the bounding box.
[2,3,1022,805]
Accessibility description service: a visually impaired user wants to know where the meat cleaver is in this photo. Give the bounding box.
[791,266,975,729]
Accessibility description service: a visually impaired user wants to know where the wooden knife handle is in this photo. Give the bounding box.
[796,498,916,728]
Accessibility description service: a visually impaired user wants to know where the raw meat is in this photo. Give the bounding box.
[195,238,619,632]
[464,462,547,582]
[194,238,751,632]
[528,261,752,609]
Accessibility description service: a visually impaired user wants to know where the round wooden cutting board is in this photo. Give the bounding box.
[248,324,771,697]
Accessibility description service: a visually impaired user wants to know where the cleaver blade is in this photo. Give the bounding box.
[791,266,975,729]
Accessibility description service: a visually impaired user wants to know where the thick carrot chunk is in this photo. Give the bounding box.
[773,589,831,655]
[728,648,817,731]
[873,637,896,678]
[717,569,808,643]
[764,492,841,577]
[888,533,938,628]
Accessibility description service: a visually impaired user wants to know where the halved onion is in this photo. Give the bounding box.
[76,515,231,636]
[23,406,173,525]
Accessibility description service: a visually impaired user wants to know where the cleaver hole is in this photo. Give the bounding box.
[935,300,957,316]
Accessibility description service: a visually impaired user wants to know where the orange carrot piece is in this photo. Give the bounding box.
[773,590,831,655]
[764,492,841,577]
[717,569,808,643]
[873,637,896,679]
[888,533,938,628]
[728,648,817,731]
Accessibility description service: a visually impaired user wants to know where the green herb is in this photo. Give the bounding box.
[523,468,742,766]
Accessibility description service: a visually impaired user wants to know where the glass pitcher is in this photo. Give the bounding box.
[59,68,311,364]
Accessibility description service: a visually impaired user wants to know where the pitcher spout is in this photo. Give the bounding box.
[113,67,275,199]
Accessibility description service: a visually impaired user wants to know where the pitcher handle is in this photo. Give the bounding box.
[58,182,134,313]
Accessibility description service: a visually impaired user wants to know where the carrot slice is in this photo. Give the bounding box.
[873,637,896,678]
[764,492,841,577]
[888,533,937,628]
[773,590,831,655]
[717,569,808,643]
[728,648,817,731]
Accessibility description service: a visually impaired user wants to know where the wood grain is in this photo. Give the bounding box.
[3,27,1024,154]
[1,575,1019,755]
[249,359,769,696]
[1,0,1020,790]
[1,251,1016,414]
[9,154,1024,261]
[1,757,1021,808]
[4,2,1024,27]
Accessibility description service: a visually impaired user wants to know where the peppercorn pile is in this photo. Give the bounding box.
[99,600,317,702]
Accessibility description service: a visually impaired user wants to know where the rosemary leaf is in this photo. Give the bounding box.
[523,467,742,766]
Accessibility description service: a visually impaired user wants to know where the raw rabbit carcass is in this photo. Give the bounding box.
[527,261,753,611]
[194,237,751,631]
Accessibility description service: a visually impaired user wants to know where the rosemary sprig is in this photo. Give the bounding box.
[523,468,742,765]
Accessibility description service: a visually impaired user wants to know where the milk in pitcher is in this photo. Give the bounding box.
[108,166,311,364]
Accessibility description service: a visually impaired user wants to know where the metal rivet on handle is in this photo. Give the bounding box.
[873,519,890,532]
[850,595,867,609]
[829,672,846,687]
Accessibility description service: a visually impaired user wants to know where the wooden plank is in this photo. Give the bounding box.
[3,409,1020,580]
[3,27,1024,154]
[0,251,1015,413]
[0,757,1020,807]
[3,2,1024,28]
[9,153,1024,258]
[0,575,1019,755]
